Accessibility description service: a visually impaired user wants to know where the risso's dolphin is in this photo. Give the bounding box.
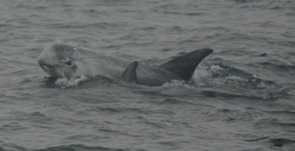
[38,43,213,86]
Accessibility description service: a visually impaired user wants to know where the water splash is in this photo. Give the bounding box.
[54,76,89,88]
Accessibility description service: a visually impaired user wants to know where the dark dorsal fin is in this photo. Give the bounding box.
[159,48,213,81]
[119,61,139,83]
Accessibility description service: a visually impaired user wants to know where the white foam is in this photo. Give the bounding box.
[54,76,88,88]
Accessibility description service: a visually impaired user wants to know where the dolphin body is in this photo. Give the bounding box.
[38,44,213,86]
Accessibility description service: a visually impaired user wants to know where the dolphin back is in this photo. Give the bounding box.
[159,48,213,81]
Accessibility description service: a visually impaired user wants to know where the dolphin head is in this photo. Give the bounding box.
[38,44,78,79]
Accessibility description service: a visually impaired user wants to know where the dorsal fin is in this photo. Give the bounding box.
[159,48,213,81]
[119,61,139,83]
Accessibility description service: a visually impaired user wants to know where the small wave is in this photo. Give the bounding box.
[201,89,285,100]
[269,138,295,149]
[232,0,255,3]
[55,40,89,48]
[243,136,269,142]
[258,62,295,73]
[159,98,194,105]
[263,110,295,115]
[48,22,124,30]
[0,144,26,151]
[232,0,295,11]
[35,144,135,151]
[194,63,289,100]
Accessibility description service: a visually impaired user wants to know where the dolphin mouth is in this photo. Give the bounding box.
[39,64,57,76]
[38,60,60,78]
[38,60,55,71]
[39,63,54,70]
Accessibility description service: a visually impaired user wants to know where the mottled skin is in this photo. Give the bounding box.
[38,43,213,86]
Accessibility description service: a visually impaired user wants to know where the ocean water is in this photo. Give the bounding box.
[0,0,295,151]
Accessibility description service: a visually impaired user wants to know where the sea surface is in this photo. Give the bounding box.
[0,0,294,151]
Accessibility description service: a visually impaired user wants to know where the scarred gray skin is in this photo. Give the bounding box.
[38,43,213,86]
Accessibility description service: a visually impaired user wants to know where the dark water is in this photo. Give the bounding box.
[0,0,295,150]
